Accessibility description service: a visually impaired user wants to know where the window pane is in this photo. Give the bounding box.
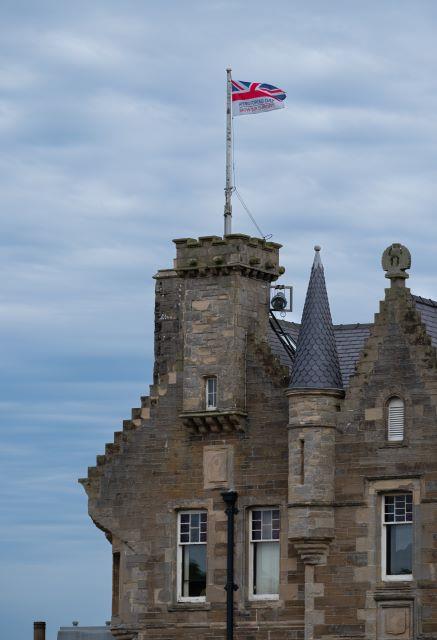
[179,511,207,544]
[252,509,280,541]
[262,510,272,525]
[206,377,217,408]
[386,524,412,575]
[182,545,207,597]
[253,541,279,595]
[262,525,271,539]
[384,495,412,524]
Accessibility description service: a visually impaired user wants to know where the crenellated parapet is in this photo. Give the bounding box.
[173,234,284,281]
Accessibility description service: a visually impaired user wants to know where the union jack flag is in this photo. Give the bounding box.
[231,80,286,116]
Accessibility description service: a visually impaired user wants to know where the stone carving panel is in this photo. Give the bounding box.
[377,602,413,640]
[203,445,233,489]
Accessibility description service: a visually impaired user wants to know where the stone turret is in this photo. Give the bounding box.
[156,234,283,434]
[287,246,343,640]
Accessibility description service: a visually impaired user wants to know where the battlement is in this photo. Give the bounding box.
[173,234,284,281]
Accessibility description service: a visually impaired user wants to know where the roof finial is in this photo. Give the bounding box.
[381,243,411,287]
[313,244,322,267]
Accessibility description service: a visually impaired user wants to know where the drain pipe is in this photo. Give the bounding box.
[221,490,238,640]
[34,621,46,640]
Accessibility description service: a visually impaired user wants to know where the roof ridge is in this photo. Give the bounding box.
[278,320,373,331]
[412,294,437,308]
[334,322,373,330]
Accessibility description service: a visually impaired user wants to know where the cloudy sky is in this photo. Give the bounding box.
[2,1,437,638]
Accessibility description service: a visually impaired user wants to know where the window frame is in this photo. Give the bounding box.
[177,510,208,603]
[205,376,217,411]
[248,507,280,601]
[381,493,413,582]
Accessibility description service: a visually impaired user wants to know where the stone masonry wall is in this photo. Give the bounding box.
[317,285,437,640]
[81,245,437,640]
[81,235,305,640]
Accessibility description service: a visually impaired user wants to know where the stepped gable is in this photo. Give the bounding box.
[288,246,343,390]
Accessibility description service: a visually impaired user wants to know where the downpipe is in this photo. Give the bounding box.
[221,490,238,640]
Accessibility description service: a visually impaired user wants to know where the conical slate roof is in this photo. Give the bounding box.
[290,246,343,390]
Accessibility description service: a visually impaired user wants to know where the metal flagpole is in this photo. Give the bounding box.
[224,67,233,235]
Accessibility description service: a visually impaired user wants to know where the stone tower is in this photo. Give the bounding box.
[170,234,282,433]
[287,246,344,640]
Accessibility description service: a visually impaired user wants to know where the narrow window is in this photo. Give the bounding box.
[177,511,207,601]
[249,508,280,599]
[299,439,305,484]
[382,494,413,580]
[112,552,120,616]
[205,377,217,410]
[388,397,405,441]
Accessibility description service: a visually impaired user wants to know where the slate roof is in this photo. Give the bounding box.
[268,294,437,389]
[413,295,437,348]
[289,248,343,390]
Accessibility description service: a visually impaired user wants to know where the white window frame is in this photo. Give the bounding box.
[177,510,207,603]
[381,493,413,582]
[205,377,217,411]
[248,507,280,601]
[387,397,405,442]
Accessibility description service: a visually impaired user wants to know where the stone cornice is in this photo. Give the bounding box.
[180,410,247,434]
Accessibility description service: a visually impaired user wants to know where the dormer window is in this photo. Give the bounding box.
[205,377,217,411]
[387,397,405,442]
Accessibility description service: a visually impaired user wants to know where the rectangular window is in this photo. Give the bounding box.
[382,494,413,580]
[177,511,207,601]
[206,377,217,410]
[388,397,405,441]
[249,508,280,599]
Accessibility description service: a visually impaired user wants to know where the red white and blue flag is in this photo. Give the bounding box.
[231,80,286,116]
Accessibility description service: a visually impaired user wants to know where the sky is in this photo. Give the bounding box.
[2,1,437,638]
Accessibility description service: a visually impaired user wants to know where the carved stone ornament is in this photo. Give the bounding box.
[377,603,412,640]
[382,243,411,281]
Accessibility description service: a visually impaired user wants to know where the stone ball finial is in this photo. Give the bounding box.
[381,243,411,283]
[314,245,321,252]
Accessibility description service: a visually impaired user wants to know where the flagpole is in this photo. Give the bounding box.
[224,67,233,235]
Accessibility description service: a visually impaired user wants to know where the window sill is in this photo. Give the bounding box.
[245,598,283,609]
[168,602,211,612]
[378,442,408,449]
[375,578,414,593]
[381,574,413,583]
